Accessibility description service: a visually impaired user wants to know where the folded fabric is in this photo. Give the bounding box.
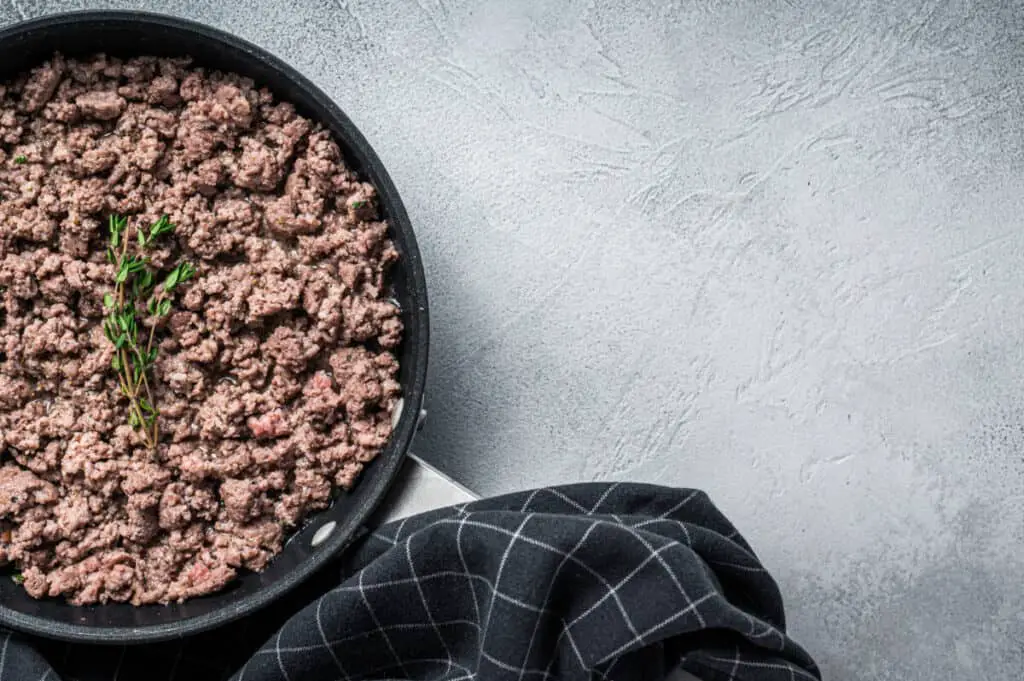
[1,483,820,680]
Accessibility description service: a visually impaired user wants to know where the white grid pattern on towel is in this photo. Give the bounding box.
[2,484,818,681]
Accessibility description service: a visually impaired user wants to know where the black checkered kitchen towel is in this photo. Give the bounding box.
[2,483,820,681]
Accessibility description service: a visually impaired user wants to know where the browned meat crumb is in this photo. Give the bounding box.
[0,54,403,606]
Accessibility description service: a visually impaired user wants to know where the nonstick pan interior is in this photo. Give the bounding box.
[0,11,429,644]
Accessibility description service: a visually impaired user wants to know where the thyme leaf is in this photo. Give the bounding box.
[103,214,196,451]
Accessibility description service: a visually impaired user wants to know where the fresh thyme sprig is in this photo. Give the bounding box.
[102,214,195,451]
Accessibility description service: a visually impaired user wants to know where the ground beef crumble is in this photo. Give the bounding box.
[0,54,403,605]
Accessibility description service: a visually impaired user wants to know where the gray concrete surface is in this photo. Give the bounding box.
[3,0,1022,678]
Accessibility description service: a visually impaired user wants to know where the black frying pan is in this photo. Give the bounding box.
[0,11,429,644]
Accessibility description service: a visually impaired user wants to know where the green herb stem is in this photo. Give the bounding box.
[103,214,195,452]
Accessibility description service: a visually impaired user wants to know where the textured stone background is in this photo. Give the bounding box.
[3,1,1023,679]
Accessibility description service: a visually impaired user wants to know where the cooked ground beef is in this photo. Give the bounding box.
[0,54,403,605]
